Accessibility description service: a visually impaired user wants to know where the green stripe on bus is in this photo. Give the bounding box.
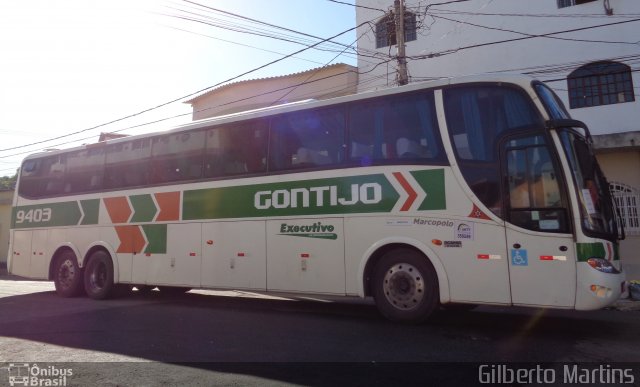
[411,169,446,211]
[142,224,167,254]
[576,242,620,262]
[130,194,157,223]
[80,199,100,225]
[12,202,82,229]
[182,174,401,220]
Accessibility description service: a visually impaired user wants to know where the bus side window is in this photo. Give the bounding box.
[18,160,41,198]
[151,130,205,184]
[18,158,62,198]
[65,147,105,194]
[105,140,151,189]
[41,156,66,196]
[348,92,442,165]
[204,121,267,178]
[444,85,544,218]
[269,108,345,171]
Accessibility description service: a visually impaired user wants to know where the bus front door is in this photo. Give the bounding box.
[502,134,576,308]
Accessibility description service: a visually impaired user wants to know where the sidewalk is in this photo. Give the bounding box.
[612,298,640,311]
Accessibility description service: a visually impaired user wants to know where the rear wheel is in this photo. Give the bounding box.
[372,248,439,323]
[84,251,115,300]
[53,250,84,297]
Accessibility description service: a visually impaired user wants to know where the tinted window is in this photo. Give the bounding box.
[104,138,152,189]
[445,86,543,162]
[65,147,105,193]
[18,156,66,198]
[205,121,268,177]
[444,85,544,217]
[270,108,345,171]
[151,130,205,183]
[535,83,570,120]
[348,92,443,166]
[504,135,568,232]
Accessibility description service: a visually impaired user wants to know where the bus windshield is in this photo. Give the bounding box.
[559,130,618,238]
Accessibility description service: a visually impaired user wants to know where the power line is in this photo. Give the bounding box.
[0,22,366,154]
[0,59,394,163]
[177,0,373,57]
[429,14,640,46]
[408,17,640,59]
[427,9,640,19]
[326,0,386,13]
[162,2,388,62]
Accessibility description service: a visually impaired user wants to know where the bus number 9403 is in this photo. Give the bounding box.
[15,208,52,224]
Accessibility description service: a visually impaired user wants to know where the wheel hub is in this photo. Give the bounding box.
[383,263,424,311]
[58,260,75,289]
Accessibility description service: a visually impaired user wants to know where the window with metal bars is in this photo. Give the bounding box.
[375,11,417,49]
[557,0,597,8]
[610,182,640,236]
[567,61,635,109]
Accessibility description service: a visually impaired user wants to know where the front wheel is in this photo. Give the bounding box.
[53,250,84,297]
[372,248,439,323]
[84,251,115,300]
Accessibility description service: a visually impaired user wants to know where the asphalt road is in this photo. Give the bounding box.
[0,273,639,386]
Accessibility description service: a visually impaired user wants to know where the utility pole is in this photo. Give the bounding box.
[394,0,409,85]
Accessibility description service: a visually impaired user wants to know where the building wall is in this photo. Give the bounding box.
[597,150,640,189]
[597,150,640,278]
[0,190,14,266]
[189,64,358,120]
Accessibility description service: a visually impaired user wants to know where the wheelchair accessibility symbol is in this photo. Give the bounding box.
[511,249,528,266]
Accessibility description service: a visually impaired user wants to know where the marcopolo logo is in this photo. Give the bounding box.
[5,363,72,386]
[279,222,338,240]
[255,183,382,210]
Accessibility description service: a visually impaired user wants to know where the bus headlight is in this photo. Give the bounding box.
[587,258,619,274]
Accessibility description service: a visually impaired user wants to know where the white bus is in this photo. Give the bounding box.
[8,74,627,322]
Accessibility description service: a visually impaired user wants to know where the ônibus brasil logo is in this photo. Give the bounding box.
[5,363,72,386]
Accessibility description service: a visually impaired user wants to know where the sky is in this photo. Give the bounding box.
[0,0,359,177]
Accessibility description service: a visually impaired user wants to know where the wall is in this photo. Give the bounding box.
[0,190,14,267]
[188,64,358,120]
[597,150,640,279]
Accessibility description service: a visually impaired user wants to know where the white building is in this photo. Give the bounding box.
[356,0,639,277]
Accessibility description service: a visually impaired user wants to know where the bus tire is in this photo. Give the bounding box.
[372,248,439,323]
[158,286,191,295]
[84,250,115,300]
[53,250,84,297]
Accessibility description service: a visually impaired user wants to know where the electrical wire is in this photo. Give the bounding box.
[429,14,640,46]
[407,17,640,59]
[326,0,386,13]
[0,22,367,154]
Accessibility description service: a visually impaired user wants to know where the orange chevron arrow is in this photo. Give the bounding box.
[393,172,418,212]
[104,196,132,224]
[114,225,146,254]
[155,191,180,221]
